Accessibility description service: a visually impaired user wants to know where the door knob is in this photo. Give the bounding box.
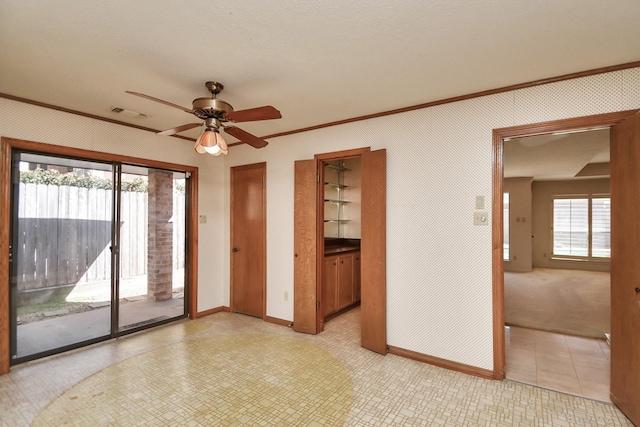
[232,247,239,253]
[635,287,640,293]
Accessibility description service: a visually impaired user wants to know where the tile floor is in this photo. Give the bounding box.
[0,308,632,426]
[505,326,611,403]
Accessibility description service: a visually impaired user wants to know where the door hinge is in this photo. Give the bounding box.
[316,301,320,309]
[262,178,264,188]
[317,174,320,183]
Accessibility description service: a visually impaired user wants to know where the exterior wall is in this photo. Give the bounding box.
[504,178,533,272]
[147,169,173,301]
[1,67,639,371]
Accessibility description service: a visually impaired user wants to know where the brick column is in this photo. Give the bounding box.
[147,170,173,301]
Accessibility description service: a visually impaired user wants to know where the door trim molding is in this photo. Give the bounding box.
[0,137,198,375]
[230,162,267,319]
[491,109,640,380]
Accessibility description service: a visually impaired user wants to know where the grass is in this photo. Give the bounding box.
[17,300,94,324]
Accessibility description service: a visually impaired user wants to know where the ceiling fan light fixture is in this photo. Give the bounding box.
[196,128,228,156]
[194,141,207,154]
[127,81,279,150]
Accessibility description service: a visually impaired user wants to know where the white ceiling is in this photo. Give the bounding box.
[1,1,639,145]
[505,128,610,181]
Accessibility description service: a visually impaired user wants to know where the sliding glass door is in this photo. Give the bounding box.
[10,151,188,364]
[116,165,186,332]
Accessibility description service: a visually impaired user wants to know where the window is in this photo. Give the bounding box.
[591,197,611,258]
[503,193,510,260]
[552,195,610,259]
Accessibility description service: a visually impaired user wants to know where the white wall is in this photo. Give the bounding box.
[225,67,640,370]
[504,177,533,272]
[2,67,639,371]
[0,98,226,312]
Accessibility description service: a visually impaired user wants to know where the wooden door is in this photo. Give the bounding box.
[610,111,640,425]
[293,160,319,333]
[361,149,387,354]
[323,256,338,316]
[230,163,266,318]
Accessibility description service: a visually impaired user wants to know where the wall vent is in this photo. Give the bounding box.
[109,106,148,119]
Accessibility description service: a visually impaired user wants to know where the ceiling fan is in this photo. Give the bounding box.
[126,81,281,156]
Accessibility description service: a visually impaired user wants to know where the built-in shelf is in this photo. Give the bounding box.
[324,182,349,189]
[324,163,351,172]
[324,161,350,238]
[324,199,350,205]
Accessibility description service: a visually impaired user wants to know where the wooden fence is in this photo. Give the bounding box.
[15,183,185,291]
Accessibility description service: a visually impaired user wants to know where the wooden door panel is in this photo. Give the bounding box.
[355,253,361,301]
[361,149,387,354]
[610,111,640,426]
[323,257,338,316]
[231,164,265,318]
[338,254,354,308]
[293,160,318,333]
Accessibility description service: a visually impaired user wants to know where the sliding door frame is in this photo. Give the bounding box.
[0,137,199,374]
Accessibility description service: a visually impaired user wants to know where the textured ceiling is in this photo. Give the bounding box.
[1,1,639,144]
[505,129,610,181]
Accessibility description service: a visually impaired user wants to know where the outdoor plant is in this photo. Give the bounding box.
[20,168,147,192]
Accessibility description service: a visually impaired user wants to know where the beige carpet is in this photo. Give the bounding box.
[505,268,610,339]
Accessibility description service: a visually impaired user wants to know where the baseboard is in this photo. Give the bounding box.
[265,316,293,327]
[193,306,230,318]
[388,345,494,380]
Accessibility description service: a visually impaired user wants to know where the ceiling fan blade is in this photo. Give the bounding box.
[157,122,202,136]
[225,105,281,122]
[223,126,268,148]
[125,91,194,114]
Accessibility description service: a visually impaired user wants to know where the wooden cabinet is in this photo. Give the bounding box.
[323,251,360,317]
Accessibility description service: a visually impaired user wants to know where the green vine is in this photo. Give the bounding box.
[20,168,186,194]
[20,169,150,192]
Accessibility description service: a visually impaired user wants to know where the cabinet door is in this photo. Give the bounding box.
[323,257,338,316]
[353,253,361,302]
[337,254,354,309]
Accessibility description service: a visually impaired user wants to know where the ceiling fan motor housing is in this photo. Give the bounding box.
[192,98,233,120]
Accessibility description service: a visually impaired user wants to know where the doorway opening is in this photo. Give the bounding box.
[493,110,640,425]
[502,129,611,401]
[320,156,362,328]
[293,148,387,355]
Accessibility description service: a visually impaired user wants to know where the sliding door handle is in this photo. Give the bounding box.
[232,247,240,253]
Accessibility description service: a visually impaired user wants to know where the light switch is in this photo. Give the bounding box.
[475,195,485,210]
[474,211,489,225]
[199,215,207,224]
